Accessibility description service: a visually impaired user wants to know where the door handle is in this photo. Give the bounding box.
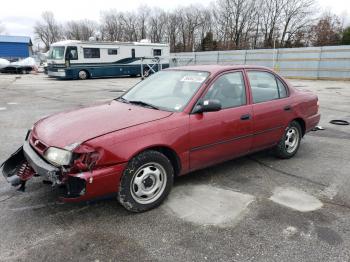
[284,105,292,111]
[240,114,251,120]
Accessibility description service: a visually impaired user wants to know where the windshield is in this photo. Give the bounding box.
[121,70,209,112]
[49,46,65,60]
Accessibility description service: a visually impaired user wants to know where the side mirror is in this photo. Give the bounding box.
[193,99,222,114]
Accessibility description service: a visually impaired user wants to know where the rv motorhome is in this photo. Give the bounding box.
[47,40,170,80]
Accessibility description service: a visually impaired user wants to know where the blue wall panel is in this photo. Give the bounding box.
[0,42,29,58]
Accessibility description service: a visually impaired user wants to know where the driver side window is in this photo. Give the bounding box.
[203,72,246,109]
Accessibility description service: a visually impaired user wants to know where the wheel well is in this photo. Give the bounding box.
[293,118,306,136]
[143,146,181,176]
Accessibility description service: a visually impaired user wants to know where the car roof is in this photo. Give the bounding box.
[166,64,272,74]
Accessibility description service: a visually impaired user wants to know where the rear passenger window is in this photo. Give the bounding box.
[248,71,286,103]
[203,72,246,109]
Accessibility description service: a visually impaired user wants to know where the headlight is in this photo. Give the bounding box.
[44,147,73,166]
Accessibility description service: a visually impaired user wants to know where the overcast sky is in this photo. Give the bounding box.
[1,0,349,39]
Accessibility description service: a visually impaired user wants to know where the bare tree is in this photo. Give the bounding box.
[136,5,150,40]
[100,10,124,41]
[149,8,168,43]
[64,19,97,40]
[34,1,338,53]
[279,0,315,47]
[34,11,63,51]
[120,12,139,41]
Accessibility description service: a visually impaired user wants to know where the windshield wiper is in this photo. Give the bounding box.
[115,97,130,104]
[128,100,159,110]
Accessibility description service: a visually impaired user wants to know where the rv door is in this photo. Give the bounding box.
[65,46,78,66]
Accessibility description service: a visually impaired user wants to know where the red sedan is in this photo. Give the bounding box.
[1,65,320,212]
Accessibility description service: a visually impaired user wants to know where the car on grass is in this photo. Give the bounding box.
[1,65,320,212]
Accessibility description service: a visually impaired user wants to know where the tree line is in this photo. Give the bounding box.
[33,0,350,52]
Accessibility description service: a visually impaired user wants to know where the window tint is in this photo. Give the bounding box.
[248,71,282,103]
[66,46,78,60]
[276,78,288,98]
[83,48,100,58]
[153,49,162,56]
[108,49,118,55]
[203,72,246,109]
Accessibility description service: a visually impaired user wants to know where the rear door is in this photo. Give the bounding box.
[189,70,253,170]
[246,70,292,150]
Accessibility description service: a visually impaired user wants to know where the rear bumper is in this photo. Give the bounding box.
[305,113,321,133]
[1,140,127,202]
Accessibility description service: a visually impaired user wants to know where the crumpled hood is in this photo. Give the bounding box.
[32,100,172,148]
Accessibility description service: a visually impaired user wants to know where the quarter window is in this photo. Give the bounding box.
[83,48,100,58]
[203,72,246,109]
[153,49,162,56]
[248,71,287,103]
[108,49,118,55]
[276,78,288,98]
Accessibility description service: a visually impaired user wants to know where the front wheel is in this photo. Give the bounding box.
[118,150,174,212]
[274,121,302,159]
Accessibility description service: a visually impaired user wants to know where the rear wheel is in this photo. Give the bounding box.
[78,70,88,80]
[274,121,302,159]
[118,150,174,212]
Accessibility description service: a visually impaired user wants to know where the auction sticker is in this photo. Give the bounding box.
[180,76,206,83]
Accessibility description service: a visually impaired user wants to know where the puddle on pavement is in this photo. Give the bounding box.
[269,187,323,212]
[163,184,254,226]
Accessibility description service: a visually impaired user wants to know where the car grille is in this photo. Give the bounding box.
[29,134,48,154]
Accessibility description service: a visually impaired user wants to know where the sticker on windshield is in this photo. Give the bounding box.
[180,76,206,83]
[174,104,182,110]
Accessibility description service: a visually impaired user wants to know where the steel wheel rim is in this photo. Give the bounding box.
[130,162,167,204]
[285,127,299,153]
[79,71,87,79]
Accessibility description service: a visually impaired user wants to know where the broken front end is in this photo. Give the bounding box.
[1,131,126,202]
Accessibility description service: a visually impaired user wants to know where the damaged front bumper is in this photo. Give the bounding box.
[1,139,127,202]
[1,140,60,188]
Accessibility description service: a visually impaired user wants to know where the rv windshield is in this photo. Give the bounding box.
[120,70,209,112]
[49,46,65,60]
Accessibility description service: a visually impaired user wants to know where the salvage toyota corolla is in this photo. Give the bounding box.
[1,65,320,212]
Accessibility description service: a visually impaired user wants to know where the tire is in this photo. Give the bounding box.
[78,70,88,80]
[143,67,150,78]
[274,121,302,159]
[117,150,174,212]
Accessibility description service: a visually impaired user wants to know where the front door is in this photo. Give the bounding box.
[189,71,253,171]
